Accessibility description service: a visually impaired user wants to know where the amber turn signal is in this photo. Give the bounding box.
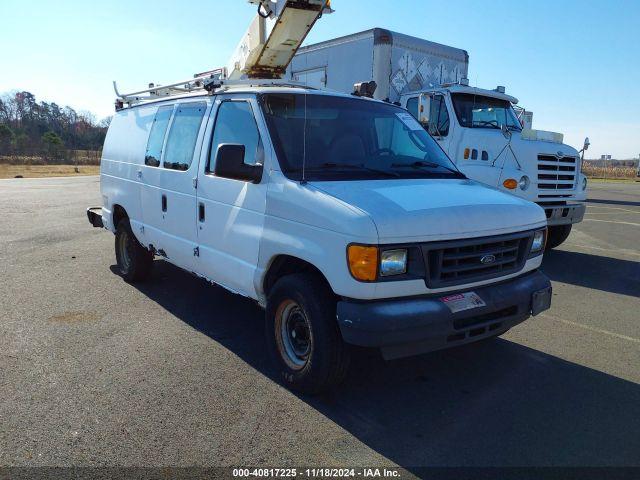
[463,148,470,159]
[347,245,378,281]
[503,178,518,189]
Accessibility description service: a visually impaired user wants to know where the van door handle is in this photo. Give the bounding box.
[161,194,167,212]
[198,202,205,222]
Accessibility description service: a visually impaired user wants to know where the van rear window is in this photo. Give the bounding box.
[145,106,173,167]
[163,102,207,171]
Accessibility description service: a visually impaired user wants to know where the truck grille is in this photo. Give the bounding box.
[422,231,533,288]
[537,155,577,191]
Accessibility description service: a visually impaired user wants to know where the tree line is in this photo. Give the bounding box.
[0,91,111,160]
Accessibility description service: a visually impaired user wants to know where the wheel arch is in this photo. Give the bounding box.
[263,255,333,298]
[112,204,128,229]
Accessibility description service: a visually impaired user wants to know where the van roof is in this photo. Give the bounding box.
[117,84,382,110]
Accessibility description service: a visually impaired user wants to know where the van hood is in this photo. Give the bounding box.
[310,178,547,242]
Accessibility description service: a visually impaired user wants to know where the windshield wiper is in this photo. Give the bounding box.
[391,161,463,176]
[321,162,400,178]
[391,160,440,168]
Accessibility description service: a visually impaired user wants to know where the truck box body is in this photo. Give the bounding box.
[287,28,469,103]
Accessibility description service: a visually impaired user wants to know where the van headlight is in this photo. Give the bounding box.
[380,249,408,277]
[582,176,587,191]
[530,229,546,255]
[519,175,530,191]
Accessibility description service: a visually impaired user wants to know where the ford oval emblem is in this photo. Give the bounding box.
[481,254,496,264]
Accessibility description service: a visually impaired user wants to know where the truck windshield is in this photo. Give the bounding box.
[451,93,522,131]
[259,93,463,181]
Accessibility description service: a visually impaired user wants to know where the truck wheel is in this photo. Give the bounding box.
[546,224,572,250]
[115,219,153,282]
[266,273,350,394]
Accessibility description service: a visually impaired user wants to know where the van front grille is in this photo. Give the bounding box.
[422,231,533,288]
[537,154,577,191]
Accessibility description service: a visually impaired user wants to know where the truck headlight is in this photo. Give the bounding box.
[582,176,587,191]
[380,249,408,277]
[531,229,546,254]
[519,175,530,191]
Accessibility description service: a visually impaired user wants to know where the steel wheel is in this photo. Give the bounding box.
[275,299,313,371]
[117,229,132,272]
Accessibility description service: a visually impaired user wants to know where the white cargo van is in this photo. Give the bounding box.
[88,83,552,393]
[288,28,588,248]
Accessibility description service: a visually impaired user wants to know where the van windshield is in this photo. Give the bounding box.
[259,93,463,181]
[451,93,522,131]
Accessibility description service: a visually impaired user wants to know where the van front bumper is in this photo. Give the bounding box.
[336,270,551,360]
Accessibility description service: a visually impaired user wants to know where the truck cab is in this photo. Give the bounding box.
[400,85,587,248]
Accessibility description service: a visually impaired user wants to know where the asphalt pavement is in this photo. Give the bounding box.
[1,176,638,475]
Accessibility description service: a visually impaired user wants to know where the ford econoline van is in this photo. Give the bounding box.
[88,84,552,393]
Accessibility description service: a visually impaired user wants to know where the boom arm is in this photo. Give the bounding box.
[113,0,332,109]
[227,0,333,79]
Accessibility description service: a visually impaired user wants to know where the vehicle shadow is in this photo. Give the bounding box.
[121,260,640,471]
[541,249,640,298]
[587,198,640,208]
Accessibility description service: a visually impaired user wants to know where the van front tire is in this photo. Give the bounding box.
[266,273,350,394]
[115,219,153,282]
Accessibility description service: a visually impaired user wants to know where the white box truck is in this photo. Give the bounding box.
[288,28,588,248]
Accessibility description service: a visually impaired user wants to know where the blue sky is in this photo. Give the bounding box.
[1,0,638,158]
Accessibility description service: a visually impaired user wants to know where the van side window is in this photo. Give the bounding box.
[163,102,207,171]
[208,101,262,172]
[428,95,449,137]
[406,97,419,120]
[145,106,173,167]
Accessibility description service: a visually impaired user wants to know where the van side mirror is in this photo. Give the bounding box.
[214,144,263,183]
[418,93,431,125]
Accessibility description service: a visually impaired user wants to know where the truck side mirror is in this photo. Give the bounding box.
[583,137,590,151]
[214,144,263,183]
[418,94,431,125]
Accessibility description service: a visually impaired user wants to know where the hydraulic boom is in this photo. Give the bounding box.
[113,0,333,107]
[228,0,333,79]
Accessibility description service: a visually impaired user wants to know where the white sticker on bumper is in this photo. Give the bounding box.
[440,292,486,313]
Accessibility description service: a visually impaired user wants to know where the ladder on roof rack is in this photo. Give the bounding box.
[113,0,333,110]
[113,68,226,109]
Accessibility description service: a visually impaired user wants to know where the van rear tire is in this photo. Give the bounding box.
[115,219,153,282]
[546,224,572,250]
[266,273,350,394]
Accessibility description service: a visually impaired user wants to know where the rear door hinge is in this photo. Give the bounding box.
[193,246,200,257]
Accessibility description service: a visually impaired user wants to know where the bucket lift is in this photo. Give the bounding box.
[114,0,332,109]
[228,0,333,79]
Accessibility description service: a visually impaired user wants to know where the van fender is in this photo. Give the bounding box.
[255,215,379,303]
